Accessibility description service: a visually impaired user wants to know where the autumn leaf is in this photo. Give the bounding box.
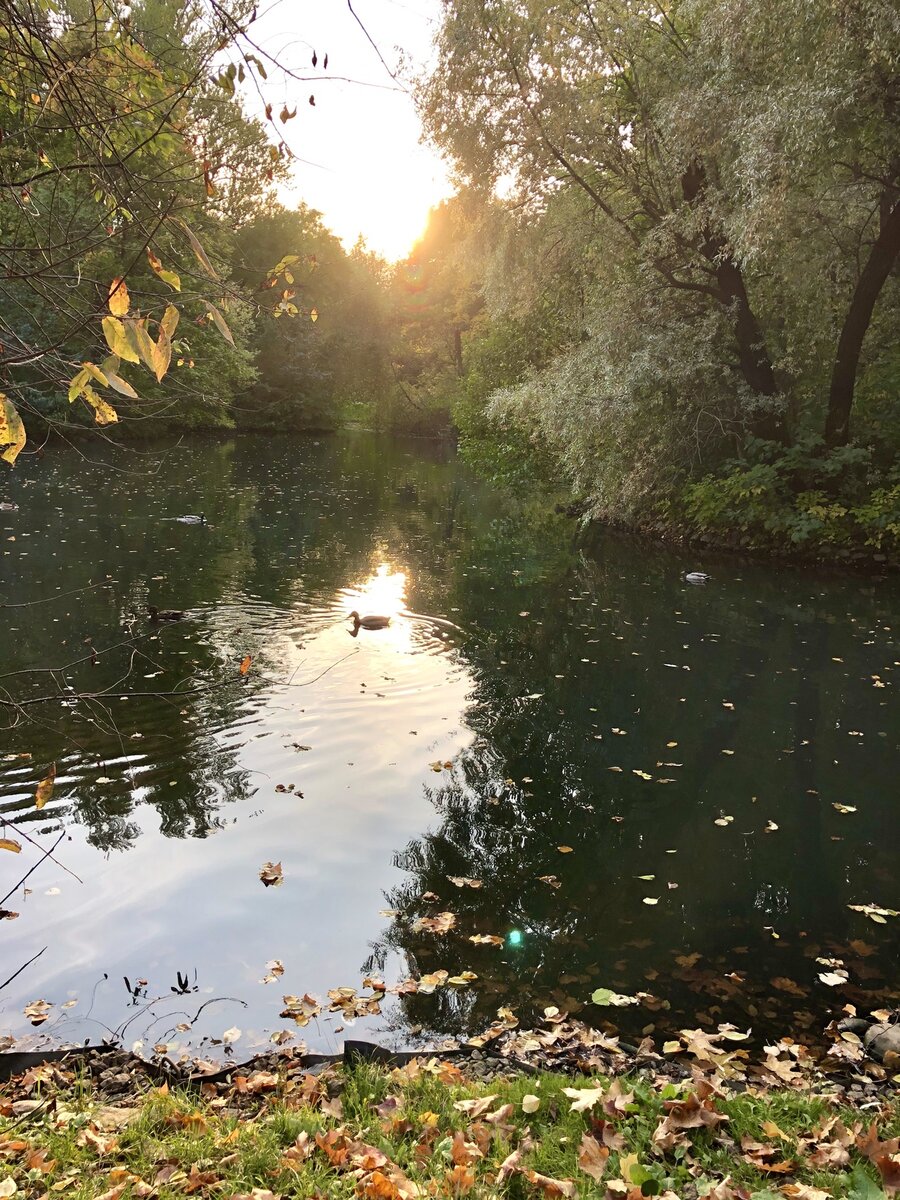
[576,1133,609,1182]
[146,247,181,291]
[108,277,129,316]
[206,302,235,346]
[443,1165,474,1195]
[240,654,253,675]
[23,998,51,1025]
[35,762,56,809]
[0,393,26,466]
[259,861,283,886]
[101,316,140,363]
[0,837,22,853]
[412,912,456,934]
[522,1170,575,1198]
[563,1084,607,1113]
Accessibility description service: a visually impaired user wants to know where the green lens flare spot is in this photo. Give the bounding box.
[507,929,523,947]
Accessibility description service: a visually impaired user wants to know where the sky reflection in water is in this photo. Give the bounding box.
[0,432,898,1060]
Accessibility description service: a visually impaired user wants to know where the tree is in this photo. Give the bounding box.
[0,0,298,458]
[420,0,788,443]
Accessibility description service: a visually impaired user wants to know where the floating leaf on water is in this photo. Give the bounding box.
[818,970,849,986]
[848,903,899,924]
[714,815,734,826]
[538,875,561,888]
[412,912,456,934]
[221,1026,241,1045]
[23,999,51,1026]
[643,897,659,905]
[765,820,779,832]
[0,838,22,854]
[468,934,504,946]
[259,861,283,887]
[447,876,482,888]
[35,762,56,809]
[239,654,252,676]
[591,987,639,1007]
[557,845,574,854]
[833,803,857,814]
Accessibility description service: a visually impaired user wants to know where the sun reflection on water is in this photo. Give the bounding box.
[339,562,412,651]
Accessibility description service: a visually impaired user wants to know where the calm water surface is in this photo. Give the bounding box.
[1,433,898,1059]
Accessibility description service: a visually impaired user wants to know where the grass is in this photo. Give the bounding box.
[1,1057,898,1199]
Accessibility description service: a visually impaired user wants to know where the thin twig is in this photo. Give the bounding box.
[0,945,47,993]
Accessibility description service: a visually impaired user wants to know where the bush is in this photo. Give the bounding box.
[682,437,900,555]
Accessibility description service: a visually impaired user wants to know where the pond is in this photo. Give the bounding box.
[1,432,898,1061]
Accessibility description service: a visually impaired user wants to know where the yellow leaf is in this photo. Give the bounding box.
[82,386,119,426]
[127,319,157,371]
[68,368,90,402]
[83,362,109,388]
[151,328,172,382]
[0,393,27,465]
[310,307,318,322]
[0,838,22,853]
[206,303,235,346]
[146,247,181,291]
[102,317,140,364]
[105,371,138,399]
[160,305,180,339]
[35,762,56,810]
[108,277,129,316]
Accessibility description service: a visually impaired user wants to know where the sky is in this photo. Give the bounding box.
[246,0,454,262]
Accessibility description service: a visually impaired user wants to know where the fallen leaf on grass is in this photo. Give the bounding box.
[523,1170,575,1198]
[780,1188,832,1200]
[443,1166,475,1195]
[77,1126,118,1155]
[521,1094,541,1113]
[576,1133,609,1182]
[0,1180,16,1198]
[453,1095,498,1119]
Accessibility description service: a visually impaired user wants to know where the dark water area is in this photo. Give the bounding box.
[1,432,898,1062]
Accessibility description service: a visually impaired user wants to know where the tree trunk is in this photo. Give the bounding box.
[453,327,463,377]
[825,194,900,447]
[681,163,788,444]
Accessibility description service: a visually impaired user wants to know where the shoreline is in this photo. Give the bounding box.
[2,1030,898,1200]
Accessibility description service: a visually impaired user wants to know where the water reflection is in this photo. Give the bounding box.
[0,433,898,1056]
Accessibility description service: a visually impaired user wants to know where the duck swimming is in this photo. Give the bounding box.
[176,512,206,525]
[349,610,391,632]
[148,605,186,621]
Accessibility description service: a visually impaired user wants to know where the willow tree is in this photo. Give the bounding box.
[420,0,789,445]
[681,0,900,447]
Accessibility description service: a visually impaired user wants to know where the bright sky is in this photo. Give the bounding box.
[247,0,453,262]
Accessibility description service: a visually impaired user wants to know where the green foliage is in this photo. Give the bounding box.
[683,439,900,555]
[411,0,900,557]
